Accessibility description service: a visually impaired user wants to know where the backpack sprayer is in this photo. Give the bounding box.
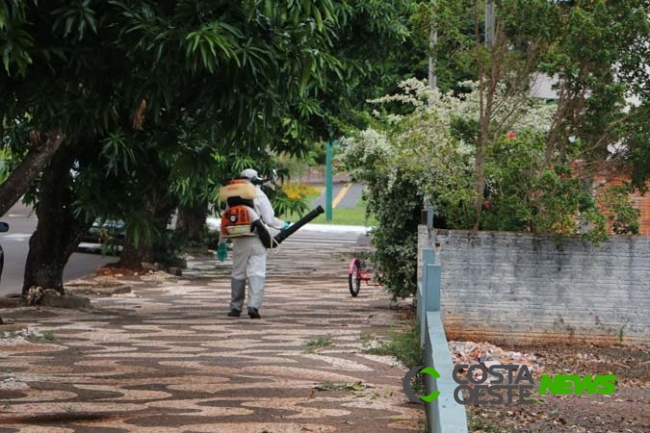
[219,179,325,248]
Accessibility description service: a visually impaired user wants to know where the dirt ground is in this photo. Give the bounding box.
[464,343,650,433]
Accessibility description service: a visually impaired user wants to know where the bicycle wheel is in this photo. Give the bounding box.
[348,259,361,297]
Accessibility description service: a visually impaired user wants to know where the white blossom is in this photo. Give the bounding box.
[343,78,558,198]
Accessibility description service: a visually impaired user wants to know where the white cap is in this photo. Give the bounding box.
[240,168,263,183]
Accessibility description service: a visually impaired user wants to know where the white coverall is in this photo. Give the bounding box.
[228,185,285,312]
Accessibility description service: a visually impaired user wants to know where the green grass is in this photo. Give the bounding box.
[304,336,338,353]
[283,185,377,226]
[305,336,336,349]
[42,331,56,341]
[363,314,424,370]
[303,192,322,205]
[287,206,377,226]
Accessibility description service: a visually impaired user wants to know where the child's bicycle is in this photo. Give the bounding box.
[347,256,385,297]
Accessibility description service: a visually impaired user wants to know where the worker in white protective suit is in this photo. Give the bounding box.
[218,168,287,319]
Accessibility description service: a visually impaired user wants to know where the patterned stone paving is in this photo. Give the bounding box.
[0,241,423,432]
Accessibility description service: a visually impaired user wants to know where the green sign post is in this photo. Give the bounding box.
[325,141,333,221]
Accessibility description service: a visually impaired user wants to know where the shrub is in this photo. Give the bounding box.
[281,182,321,201]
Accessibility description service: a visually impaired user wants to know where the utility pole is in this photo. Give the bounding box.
[428,0,437,93]
[425,1,437,222]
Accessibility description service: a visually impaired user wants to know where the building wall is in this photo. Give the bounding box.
[425,228,650,345]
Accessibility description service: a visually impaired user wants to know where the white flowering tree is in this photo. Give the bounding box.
[340,77,627,297]
[342,77,566,226]
[339,0,648,298]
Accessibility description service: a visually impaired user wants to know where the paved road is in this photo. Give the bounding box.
[335,183,365,208]
[310,182,365,209]
[0,203,116,297]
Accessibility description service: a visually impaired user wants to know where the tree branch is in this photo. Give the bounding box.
[0,129,64,217]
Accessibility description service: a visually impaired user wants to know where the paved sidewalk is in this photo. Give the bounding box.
[0,242,423,432]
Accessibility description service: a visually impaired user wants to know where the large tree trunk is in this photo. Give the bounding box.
[118,196,176,269]
[0,129,63,217]
[175,200,207,242]
[22,145,92,296]
[119,224,154,270]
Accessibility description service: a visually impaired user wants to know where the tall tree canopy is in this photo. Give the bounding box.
[0,0,422,294]
[342,0,650,298]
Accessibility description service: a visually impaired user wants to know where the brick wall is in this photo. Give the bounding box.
[424,228,650,345]
[571,160,650,235]
[593,174,650,235]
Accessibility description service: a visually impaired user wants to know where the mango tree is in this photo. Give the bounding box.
[0,0,421,294]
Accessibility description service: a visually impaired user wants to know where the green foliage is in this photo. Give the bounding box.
[429,0,477,92]
[0,0,36,76]
[153,230,186,267]
[312,0,425,138]
[366,173,422,300]
[339,0,650,301]
[597,184,640,235]
[1,0,424,268]
[342,72,642,296]
[304,336,335,352]
[624,113,650,193]
[480,131,608,242]
[269,190,310,219]
[41,331,56,341]
[0,145,18,184]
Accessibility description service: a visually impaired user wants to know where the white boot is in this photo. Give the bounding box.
[247,275,265,318]
[229,278,246,314]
